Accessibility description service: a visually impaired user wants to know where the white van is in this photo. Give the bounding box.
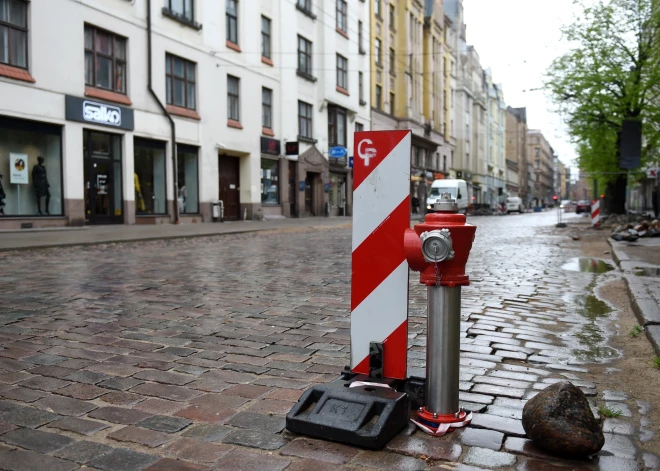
[506,196,524,214]
[426,179,469,214]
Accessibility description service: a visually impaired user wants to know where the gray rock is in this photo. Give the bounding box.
[522,381,604,458]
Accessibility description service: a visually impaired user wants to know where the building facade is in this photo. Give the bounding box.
[506,107,528,203]
[369,0,451,209]
[527,130,554,206]
[0,0,369,229]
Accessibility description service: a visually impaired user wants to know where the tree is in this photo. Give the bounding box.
[546,0,660,213]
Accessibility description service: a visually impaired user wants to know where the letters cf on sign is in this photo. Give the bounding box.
[65,95,135,131]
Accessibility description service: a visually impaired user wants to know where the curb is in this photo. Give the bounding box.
[0,222,352,254]
[608,238,660,356]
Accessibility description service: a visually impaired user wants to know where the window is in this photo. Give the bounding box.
[297,35,312,76]
[389,4,395,30]
[261,16,271,59]
[375,85,382,110]
[358,21,364,53]
[262,87,272,129]
[328,105,347,147]
[297,0,312,10]
[0,117,63,216]
[0,0,27,68]
[355,122,364,133]
[177,145,199,214]
[226,0,238,45]
[227,75,240,121]
[261,159,279,205]
[336,0,347,33]
[389,92,395,115]
[166,54,196,110]
[298,101,313,140]
[389,48,395,74]
[443,155,447,172]
[375,0,381,17]
[134,138,167,215]
[336,54,348,90]
[535,147,540,157]
[359,72,365,103]
[375,38,382,66]
[164,0,193,22]
[85,25,127,94]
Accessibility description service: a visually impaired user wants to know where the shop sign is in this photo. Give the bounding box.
[286,141,299,156]
[329,146,347,158]
[260,137,281,156]
[65,95,135,131]
[9,153,28,184]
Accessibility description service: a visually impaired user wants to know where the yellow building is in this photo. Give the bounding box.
[370,0,452,190]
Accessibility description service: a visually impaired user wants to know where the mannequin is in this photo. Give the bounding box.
[134,172,146,212]
[32,156,50,215]
[0,173,6,215]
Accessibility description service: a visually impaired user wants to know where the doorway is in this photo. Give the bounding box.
[288,161,297,217]
[304,173,315,216]
[218,154,240,221]
[83,130,123,224]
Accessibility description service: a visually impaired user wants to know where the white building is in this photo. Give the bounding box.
[0,0,369,228]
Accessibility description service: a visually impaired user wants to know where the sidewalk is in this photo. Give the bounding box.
[0,217,352,252]
[609,236,660,355]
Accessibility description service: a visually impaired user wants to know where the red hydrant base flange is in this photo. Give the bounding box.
[411,408,472,437]
[417,407,470,425]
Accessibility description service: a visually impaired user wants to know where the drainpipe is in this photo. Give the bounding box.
[147,0,179,224]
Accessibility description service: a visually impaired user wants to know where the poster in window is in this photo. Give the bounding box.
[97,174,108,194]
[9,153,29,184]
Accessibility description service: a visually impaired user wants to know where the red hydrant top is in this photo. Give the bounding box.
[404,210,476,287]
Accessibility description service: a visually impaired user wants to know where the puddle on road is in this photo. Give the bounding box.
[562,259,621,363]
[562,257,614,274]
[571,293,619,362]
[634,267,660,278]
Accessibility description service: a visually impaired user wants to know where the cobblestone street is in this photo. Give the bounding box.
[0,211,656,470]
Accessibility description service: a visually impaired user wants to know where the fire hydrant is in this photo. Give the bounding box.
[404,193,477,436]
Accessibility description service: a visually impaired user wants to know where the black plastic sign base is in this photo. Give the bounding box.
[285,375,410,450]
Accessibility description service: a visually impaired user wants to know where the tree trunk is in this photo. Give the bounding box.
[605,175,627,214]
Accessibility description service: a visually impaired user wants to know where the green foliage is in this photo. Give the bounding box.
[653,357,660,368]
[546,0,660,185]
[629,325,643,337]
[598,405,623,418]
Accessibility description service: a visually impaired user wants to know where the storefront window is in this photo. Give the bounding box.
[134,138,166,215]
[177,145,198,214]
[261,158,279,205]
[0,117,62,217]
[329,172,346,209]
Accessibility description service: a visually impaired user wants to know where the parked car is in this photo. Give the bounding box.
[576,200,591,214]
[506,196,524,214]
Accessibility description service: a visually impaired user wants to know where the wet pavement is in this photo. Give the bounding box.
[0,211,657,470]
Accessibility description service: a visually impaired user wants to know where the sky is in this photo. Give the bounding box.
[462,0,581,170]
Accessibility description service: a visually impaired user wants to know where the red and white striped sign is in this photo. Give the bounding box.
[591,199,600,227]
[351,130,411,380]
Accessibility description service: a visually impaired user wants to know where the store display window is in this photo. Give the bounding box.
[260,158,279,205]
[0,117,63,217]
[134,138,167,215]
[177,145,199,214]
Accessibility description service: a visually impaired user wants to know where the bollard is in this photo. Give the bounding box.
[404,193,477,436]
[591,199,600,228]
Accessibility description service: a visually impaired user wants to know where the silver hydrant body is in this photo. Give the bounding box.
[404,193,476,434]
